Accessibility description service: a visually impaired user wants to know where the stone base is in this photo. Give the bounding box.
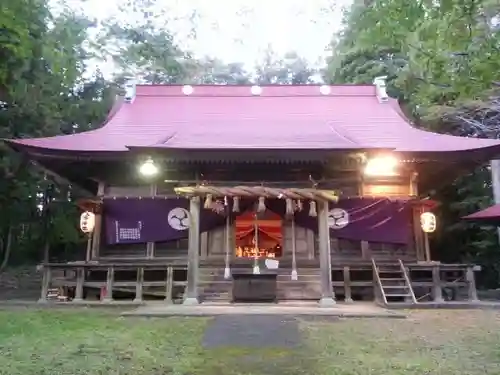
[183,297,200,306]
[318,297,337,308]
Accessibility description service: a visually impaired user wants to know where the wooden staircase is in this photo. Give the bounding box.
[372,259,417,306]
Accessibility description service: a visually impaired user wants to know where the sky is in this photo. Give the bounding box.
[65,0,351,71]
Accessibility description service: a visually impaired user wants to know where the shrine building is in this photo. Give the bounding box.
[6,80,499,306]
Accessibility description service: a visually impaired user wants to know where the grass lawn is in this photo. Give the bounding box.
[0,308,499,375]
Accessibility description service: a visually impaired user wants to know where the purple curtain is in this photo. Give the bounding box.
[103,197,226,245]
[103,197,413,245]
[293,197,413,245]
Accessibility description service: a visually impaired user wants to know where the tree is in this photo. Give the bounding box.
[0,0,114,268]
[255,49,320,84]
[97,0,193,84]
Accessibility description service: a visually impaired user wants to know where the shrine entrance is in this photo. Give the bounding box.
[234,210,283,259]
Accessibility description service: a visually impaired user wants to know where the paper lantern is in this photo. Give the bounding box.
[80,211,95,233]
[420,212,436,233]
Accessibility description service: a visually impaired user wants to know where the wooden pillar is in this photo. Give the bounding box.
[184,197,200,305]
[134,267,144,303]
[318,200,336,307]
[361,240,371,260]
[412,207,426,261]
[165,266,173,304]
[73,268,84,302]
[423,232,431,262]
[200,232,209,259]
[147,184,156,258]
[306,229,315,259]
[103,266,114,302]
[91,182,106,259]
[432,265,444,303]
[466,266,479,302]
[38,266,51,303]
[85,236,92,262]
[343,266,353,303]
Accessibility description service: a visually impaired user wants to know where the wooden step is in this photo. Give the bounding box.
[385,293,411,297]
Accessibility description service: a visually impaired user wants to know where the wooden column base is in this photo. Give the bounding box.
[319,297,336,307]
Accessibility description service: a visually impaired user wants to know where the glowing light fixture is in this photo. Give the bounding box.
[139,157,159,177]
[364,155,399,176]
[420,212,437,233]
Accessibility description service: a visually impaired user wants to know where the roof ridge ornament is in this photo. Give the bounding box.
[251,85,262,95]
[124,80,136,103]
[373,76,389,103]
[182,85,194,95]
[319,85,331,95]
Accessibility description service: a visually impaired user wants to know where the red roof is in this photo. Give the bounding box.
[6,84,500,155]
[463,204,500,223]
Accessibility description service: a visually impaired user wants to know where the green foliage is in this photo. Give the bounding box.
[328,0,500,287]
[0,0,116,266]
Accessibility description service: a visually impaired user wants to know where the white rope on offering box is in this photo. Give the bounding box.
[224,197,232,279]
[253,211,260,275]
[291,214,298,281]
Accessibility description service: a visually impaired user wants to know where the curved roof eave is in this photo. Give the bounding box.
[3,85,500,163]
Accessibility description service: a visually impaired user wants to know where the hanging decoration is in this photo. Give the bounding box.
[291,215,298,281]
[285,198,294,216]
[257,196,266,213]
[420,212,437,233]
[204,194,213,209]
[309,201,317,217]
[296,200,303,212]
[223,197,231,279]
[252,212,260,275]
[232,196,240,213]
[80,211,95,233]
[211,199,225,214]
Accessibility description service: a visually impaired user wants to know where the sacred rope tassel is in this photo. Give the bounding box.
[291,216,298,281]
[285,198,294,216]
[223,211,231,280]
[232,196,240,213]
[252,213,260,275]
[309,200,317,217]
[204,194,213,209]
[257,196,266,213]
[296,200,303,212]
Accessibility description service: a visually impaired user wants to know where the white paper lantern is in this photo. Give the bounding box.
[420,212,436,233]
[80,211,96,234]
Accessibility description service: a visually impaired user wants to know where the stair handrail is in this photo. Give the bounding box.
[398,259,417,304]
[371,258,388,305]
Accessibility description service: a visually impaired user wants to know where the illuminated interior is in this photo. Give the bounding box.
[235,210,283,258]
[364,155,399,176]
